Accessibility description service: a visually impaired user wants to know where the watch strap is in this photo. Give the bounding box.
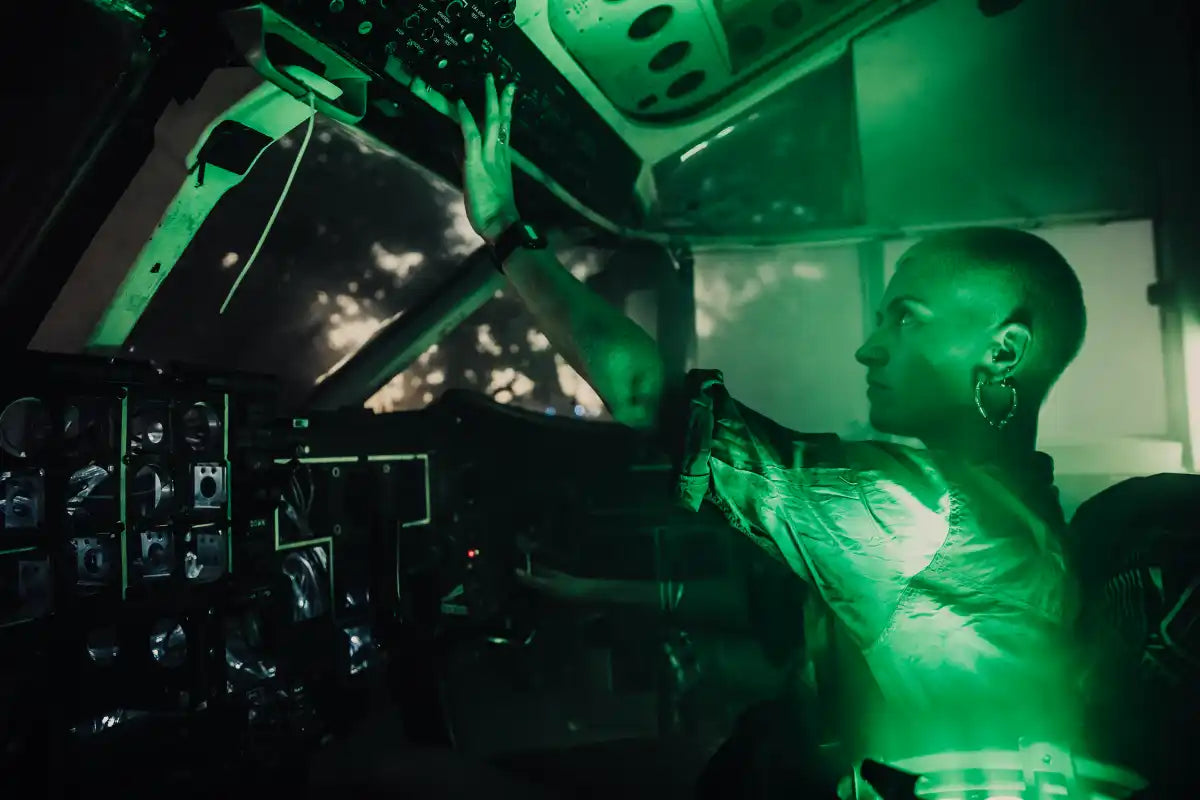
[490,221,548,270]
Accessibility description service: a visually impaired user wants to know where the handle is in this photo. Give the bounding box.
[222,4,369,125]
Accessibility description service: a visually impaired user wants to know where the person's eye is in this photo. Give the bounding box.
[897,309,917,326]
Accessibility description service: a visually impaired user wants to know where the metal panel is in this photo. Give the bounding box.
[649,53,863,237]
[853,0,1171,228]
[547,0,916,120]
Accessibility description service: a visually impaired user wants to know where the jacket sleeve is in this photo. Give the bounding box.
[667,369,951,647]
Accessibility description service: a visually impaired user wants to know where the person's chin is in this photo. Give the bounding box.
[867,406,912,438]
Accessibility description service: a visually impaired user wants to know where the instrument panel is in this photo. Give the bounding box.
[257,0,644,221]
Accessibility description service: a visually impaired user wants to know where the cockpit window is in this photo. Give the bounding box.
[124,119,609,417]
[365,247,609,419]
[125,120,478,403]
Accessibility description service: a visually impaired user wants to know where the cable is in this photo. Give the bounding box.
[304,463,314,515]
[220,91,317,315]
[290,474,304,513]
[285,462,316,524]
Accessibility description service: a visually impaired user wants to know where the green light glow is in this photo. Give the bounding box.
[884,747,1147,800]
[88,82,319,351]
[87,0,146,21]
[368,454,432,527]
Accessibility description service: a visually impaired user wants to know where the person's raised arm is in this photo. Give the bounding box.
[456,76,667,431]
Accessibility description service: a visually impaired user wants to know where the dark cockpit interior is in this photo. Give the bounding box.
[1,0,1198,797]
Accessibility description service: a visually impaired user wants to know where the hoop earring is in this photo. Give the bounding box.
[975,374,1018,429]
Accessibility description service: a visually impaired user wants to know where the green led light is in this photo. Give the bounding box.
[272,455,358,465]
[87,0,147,21]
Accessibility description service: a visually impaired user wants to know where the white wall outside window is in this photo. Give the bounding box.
[694,220,1171,461]
[884,220,1169,446]
[693,245,870,438]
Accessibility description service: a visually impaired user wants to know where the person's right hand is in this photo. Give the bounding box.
[514,563,602,603]
[456,74,520,243]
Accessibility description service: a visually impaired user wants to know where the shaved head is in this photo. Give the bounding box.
[906,228,1087,396]
[856,227,1086,441]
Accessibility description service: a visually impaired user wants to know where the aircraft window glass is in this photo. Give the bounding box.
[693,244,870,438]
[126,121,474,402]
[365,245,610,419]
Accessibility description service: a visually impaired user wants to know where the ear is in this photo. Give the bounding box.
[979,321,1032,379]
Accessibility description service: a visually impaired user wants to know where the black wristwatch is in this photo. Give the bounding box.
[489,220,548,271]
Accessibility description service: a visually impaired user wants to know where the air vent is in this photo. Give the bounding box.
[650,41,692,71]
[628,5,674,39]
[549,0,906,119]
[667,70,706,98]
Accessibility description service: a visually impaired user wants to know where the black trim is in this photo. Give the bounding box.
[489,221,548,270]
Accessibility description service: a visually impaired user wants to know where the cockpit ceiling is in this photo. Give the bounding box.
[541,0,917,122]
[591,0,1177,238]
[68,0,1179,243]
[520,0,927,164]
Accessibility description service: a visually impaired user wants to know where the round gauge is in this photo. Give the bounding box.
[182,402,222,452]
[149,619,187,667]
[0,397,53,458]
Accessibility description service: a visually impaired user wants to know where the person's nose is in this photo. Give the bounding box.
[855,331,888,367]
